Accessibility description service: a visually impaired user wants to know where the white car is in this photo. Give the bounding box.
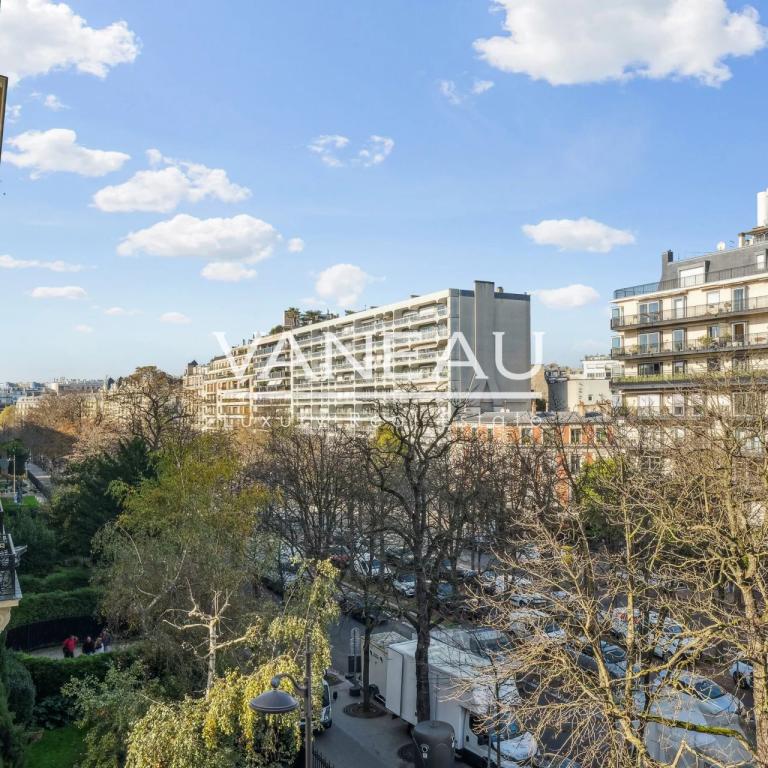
[508,592,550,609]
[653,671,744,719]
[730,659,754,689]
[353,554,391,579]
[610,608,696,660]
[509,609,566,644]
[392,572,416,597]
[488,721,540,767]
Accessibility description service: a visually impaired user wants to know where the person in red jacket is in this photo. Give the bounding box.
[62,635,77,658]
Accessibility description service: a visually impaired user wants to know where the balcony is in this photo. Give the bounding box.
[612,331,768,359]
[614,261,768,300]
[611,295,768,330]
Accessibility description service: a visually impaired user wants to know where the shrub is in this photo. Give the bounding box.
[7,587,101,631]
[15,649,138,701]
[5,653,35,725]
[21,567,91,594]
[5,511,59,575]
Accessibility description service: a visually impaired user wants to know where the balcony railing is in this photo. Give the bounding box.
[611,295,768,329]
[612,331,768,359]
[614,262,768,300]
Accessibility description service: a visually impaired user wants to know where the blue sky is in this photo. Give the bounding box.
[2,0,768,380]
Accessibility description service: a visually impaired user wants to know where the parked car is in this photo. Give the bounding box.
[353,553,391,580]
[392,572,417,597]
[730,659,754,689]
[567,640,629,679]
[652,671,744,718]
[610,608,696,660]
[328,545,351,569]
[342,593,388,625]
[508,609,566,644]
[437,558,477,582]
[435,581,460,607]
[508,592,550,609]
[535,754,582,768]
[384,545,414,568]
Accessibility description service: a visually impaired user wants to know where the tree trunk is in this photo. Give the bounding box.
[206,618,217,697]
[362,622,372,712]
[415,575,431,722]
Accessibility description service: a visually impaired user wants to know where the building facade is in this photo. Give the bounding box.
[184,280,535,429]
[545,356,622,413]
[611,193,768,414]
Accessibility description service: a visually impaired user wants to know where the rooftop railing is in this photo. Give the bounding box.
[612,331,768,359]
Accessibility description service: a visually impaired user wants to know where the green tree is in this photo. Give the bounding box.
[48,438,156,556]
[575,457,625,549]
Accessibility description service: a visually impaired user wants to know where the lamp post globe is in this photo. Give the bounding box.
[249,678,300,715]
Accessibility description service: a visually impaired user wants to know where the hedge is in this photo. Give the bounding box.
[7,588,101,631]
[5,654,34,725]
[20,567,91,594]
[15,649,138,701]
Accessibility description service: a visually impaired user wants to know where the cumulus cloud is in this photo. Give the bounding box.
[474,0,768,87]
[201,262,257,282]
[439,78,495,104]
[315,263,375,307]
[160,311,191,325]
[73,324,93,333]
[7,105,22,122]
[533,284,599,309]
[5,128,129,178]
[31,92,69,111]
[0,254,82,272]
[308,134,394,168]
[30,285,86,299]
[0,0,140,86]
[104,306,139,316]
[118,214,280,264]
[522,217,635,253]
[287,238,305,254]
[93,151,251,213]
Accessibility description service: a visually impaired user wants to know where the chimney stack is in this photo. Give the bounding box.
[757,189,768,227]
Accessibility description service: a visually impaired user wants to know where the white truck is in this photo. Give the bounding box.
[370,630,539,767]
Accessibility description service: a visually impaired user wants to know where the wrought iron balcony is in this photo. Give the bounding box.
[611,295,768,330]
[611,332,768,359]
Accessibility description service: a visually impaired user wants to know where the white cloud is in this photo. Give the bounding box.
[5,128,129,178]
[30,285,86,300]
[439,77,495,105]
[73,323,93,333]
[533,284,599,309]
[287,237,305,254]
[315,263,375,307]
[118,213,280,263]
[93,152,251,213]
[7,105,22,122]
[474,0,768,87]
[200,262,257,282]
[104,306,139,316]
[160,311,191,325]
[31,92,69,111]
[0,254,82,272]
[308,134,394,168]
[522,217,636,253]
[0,0,140,86]
[471,78,495,94]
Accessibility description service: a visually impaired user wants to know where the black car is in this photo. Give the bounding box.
[342,594,388,625]
[384,545,415,568]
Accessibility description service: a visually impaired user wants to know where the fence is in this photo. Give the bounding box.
[6,615,102,652]
[294,746,336,768]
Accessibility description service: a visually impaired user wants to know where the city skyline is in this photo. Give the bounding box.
[3,0,768,380]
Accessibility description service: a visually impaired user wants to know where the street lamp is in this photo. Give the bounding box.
[250,635,313,768]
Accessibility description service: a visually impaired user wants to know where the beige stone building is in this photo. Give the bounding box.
[611,192,768,414]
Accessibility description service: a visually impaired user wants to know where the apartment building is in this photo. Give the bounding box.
[611,191,768,414]
[185,280,534,429]
[546,356,622,413]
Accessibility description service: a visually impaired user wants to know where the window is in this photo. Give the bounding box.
[733,354,749,372]
[639,362,662,376]
[638,332,660,353]
[707,325,721,344]
[708,357,721,372]
[679,265,705,287]
[639,301,660,322]
[707,291,720,310]
[672,360,687,376]
[732,322,746,344]
[520,427,533,443]
[758,251,766,270]
[672,328,685,352]
[670,394,685,417]
[732,286,747,312]
[672,296,686,319]
[570,427,582,445]
[611,306,623,322]
[569,454,581,473]
[611,336,622,351]
[470,715,488,746]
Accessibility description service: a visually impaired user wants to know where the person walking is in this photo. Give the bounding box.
[82,636,95,655]
[61,635,77,659]
[100,628,112,652]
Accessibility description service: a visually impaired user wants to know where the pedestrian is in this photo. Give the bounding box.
[61,635,76,659]
[94,636,104,654]
[82,636,95,655]
[100,628,112,652]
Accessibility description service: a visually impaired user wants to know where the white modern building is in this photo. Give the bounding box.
[185,280,535,429]
[546,356,621,413]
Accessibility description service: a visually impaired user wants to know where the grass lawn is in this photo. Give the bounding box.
[26,726,85,768]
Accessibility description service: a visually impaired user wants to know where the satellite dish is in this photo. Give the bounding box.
[716,241,727,251]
